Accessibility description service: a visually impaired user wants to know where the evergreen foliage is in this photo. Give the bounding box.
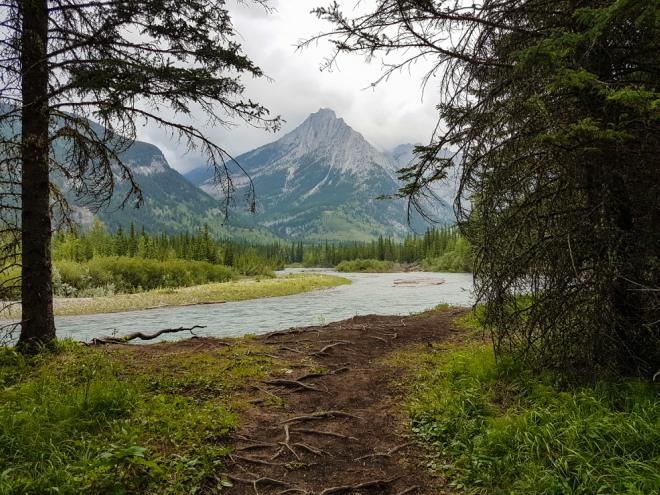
[50,221,472,273]
[315,0,660,377]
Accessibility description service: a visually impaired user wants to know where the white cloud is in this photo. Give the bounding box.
[138,0,441,172]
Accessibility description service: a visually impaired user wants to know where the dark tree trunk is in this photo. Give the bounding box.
[18,0,55,349]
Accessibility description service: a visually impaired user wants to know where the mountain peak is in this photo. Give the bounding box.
[311,108,337,119]
[297,107,347,132]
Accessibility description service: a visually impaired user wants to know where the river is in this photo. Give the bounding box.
[54,270,474,342]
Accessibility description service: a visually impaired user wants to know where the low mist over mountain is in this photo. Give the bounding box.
[186,109,455,240]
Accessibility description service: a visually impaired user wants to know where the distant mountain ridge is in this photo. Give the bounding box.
[2,104,456,240]
[54,131,277,241]
[186,109,455,240]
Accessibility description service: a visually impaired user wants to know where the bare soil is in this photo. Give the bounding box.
[218,309,468,495]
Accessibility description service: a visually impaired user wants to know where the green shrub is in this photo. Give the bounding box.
[232,253,278,277]
[335,258,394,272]
[410,347,660,494]
[54,257,237,295]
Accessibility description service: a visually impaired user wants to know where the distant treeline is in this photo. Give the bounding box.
[51,220,472,273]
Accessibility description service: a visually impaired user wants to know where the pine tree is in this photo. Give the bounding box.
[1,0,279,349]
[314,0,659,377]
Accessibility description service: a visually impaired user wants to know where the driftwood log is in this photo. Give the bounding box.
[89,325,206,345]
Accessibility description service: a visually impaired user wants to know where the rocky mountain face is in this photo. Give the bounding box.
[63,139,274,241]
[386,143,462,220]
[186,109,455,240]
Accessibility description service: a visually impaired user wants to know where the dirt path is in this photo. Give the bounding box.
[221,310,467,494]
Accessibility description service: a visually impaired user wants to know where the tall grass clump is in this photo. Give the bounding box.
[54,256,236,296]
[0,344,148,494]
[410,347,660,494]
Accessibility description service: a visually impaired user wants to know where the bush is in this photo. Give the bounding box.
[420,237,473,273]
[410,346,660,494]
[54,257,237,295]
[335,259,394,272]
[232,253,278,277]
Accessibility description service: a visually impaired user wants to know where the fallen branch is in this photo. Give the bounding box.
[281,410,360,424]
[91,325,206,344]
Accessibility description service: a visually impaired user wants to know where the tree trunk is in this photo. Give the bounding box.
[18,0,55,349]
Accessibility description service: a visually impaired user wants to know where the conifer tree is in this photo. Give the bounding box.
[312,0,659,376]
[1,0,279,349]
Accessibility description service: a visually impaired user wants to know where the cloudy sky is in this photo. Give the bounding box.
[139,0,441,173]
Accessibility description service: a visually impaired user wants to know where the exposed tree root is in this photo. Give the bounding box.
[231,454,286,467]
[247,351,284,360]
[366,335,388,343]
[251,384,283,401]
[91,325,206,344]
[272,424,300,460]
[355,443,413,461]
[237,442,278,452]
[291,442,328,456]
[279,346,304,353]
[318,477,399,495]
[222,474,292,495]
[264,379,326,392]
[291,428,358,442]
[281,410,360,424]
[311,341,352,356]
[265,328,319,339]
[297,366,349,381]
[270,424,330,460]
[395,486,420,495]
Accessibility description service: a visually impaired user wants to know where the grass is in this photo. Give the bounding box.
[400,335,660,494]
[0,338,281,494]
[3,274,350,317]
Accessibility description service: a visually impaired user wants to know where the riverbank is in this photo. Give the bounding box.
[1,273,349,318]
[1,309,657,494]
